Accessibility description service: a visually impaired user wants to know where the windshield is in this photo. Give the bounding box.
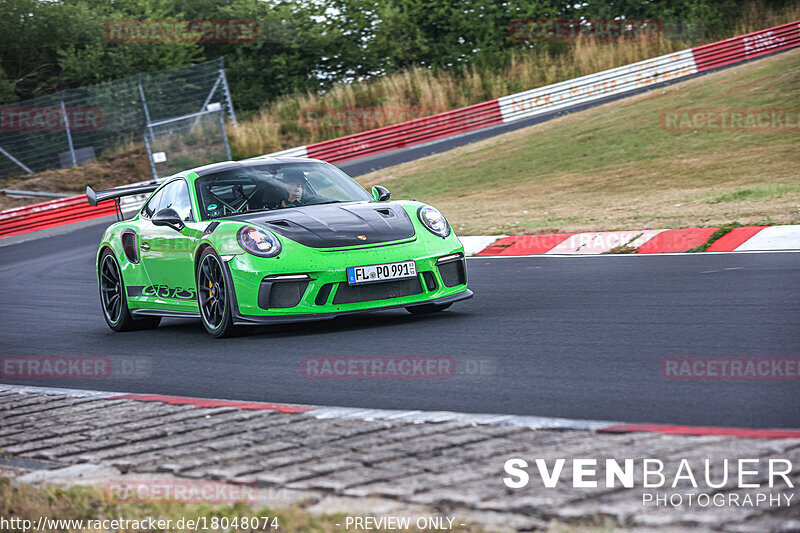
[194,161,372,220]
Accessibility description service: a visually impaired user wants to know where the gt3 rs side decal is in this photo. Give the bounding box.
[127,285,197,300]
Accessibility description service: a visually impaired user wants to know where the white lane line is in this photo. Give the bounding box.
[467,250,800,259]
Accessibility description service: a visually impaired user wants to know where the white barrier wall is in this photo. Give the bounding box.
[497,49,698,123]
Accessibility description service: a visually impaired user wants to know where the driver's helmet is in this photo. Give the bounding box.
[279,167,306,186]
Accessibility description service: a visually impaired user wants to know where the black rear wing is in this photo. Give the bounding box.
[85,183,159,207]
[86,183,159,221]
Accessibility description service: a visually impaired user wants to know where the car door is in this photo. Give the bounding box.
[138,178,201,312]
[118,186,164,305]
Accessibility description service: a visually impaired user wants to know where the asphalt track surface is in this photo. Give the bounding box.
[1,222,799,429]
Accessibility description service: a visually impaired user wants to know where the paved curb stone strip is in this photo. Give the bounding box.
[1,385,799,532]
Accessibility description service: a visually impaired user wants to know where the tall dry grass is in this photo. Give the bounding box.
[229,38,681,157]
[229,3,800,158]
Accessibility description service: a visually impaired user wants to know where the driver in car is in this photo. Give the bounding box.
[280,168,322,207]
[282,178,304,207]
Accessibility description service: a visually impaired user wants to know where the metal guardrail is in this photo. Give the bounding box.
[260,20,799,164]
[0,189,71,198]
[497,20,800,123]
[0,196,118,238]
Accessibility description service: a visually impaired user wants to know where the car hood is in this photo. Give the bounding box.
[228,202,416,248]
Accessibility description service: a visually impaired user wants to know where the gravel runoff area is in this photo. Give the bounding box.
[0,387,798,532]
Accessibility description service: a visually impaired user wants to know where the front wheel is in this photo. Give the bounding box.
[98,250,160,332]
[405,302,452,315]
[197,248,237,338]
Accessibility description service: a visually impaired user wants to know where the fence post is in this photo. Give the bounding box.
[192,74,224,133]
[60,98,77,167]
[218,111,232,160]
[0,146,33,174]
[200,75,223,114]
[219,57,237,127]
[143,133,158,182]
[138,73,155,143]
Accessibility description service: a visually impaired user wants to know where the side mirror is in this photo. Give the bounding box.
[371,185,391,202]
[152,208,185,231]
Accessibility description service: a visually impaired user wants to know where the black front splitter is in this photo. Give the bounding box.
[232,288,473,326]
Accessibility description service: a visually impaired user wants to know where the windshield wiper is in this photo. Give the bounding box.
[306,200,343,206]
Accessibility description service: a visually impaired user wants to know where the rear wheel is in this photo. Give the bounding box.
[197,248,237,338]
[405,302,452,315]
[99,250,160,331]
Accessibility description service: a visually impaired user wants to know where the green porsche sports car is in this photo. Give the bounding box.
[88,158,472,337]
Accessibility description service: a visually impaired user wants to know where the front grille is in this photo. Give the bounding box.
[258,280,309,309]
[438,259,466,288]
[421,271,437,292]
[315,283,334,305]
[332,278,423,305]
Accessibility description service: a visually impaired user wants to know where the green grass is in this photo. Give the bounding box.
[705,183,800,203]
[687,222,744,252]
[0,479,477,533]
[0,478,620,533]
[603,233,644,254]
[358,48,800,234]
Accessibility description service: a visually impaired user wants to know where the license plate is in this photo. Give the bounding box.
[347,260,417,285]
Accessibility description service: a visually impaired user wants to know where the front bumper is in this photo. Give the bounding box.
[232,288,472,325]
[223,237,471,325]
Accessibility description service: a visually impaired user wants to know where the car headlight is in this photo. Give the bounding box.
[418,206,451,237]
[237,226,281,258]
